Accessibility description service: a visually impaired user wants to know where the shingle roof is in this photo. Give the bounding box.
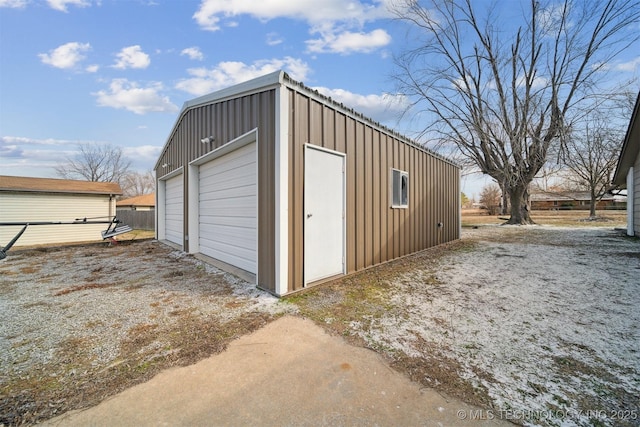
[116,193,155,207]
[530,191,614,202]
[0,175,122,195]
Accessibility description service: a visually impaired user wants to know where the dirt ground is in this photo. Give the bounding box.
[0,240,291,425]
[1,213,638,426]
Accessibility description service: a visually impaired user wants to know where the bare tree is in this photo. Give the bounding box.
[121,171,155,198]
[391,0,639,224]
[532,162,564,192]
[560,112,625,218]
[479,183,502,215]
[55,143,131,185]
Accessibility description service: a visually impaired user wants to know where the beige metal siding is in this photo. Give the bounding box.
[0,192,114,246]
[287,89,460,292]
[155,91,276,292]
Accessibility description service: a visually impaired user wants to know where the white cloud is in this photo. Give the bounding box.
[194,0,389,31]
[47,0,90,12]
[180,47,204,61]
[311,86,408,123]
[176,57,311,96]
[0,0,28,8]
[615,56,640,72]
[113,45,150,70]
[123,145,161,162]
[93,79,178,114]
[0,136,159,177]
[306,28,391,54]
[266,32,283,46]
[38,42,91,69]
[0,135,79,176]
[86,64,99,73]
[192,0,391,54]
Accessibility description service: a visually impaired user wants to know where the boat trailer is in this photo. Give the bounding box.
[0,217,132,260]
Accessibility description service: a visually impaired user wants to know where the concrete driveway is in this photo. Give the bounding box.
[43,316,510,427]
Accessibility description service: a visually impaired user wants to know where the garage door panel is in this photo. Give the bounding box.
[199,237,255,259]
[200,147,254,176]
[164,174,183,246]
[197,244,255,274]
[199,215,255,228]
[199,224,256,247]
[200,195,256,211]
[198,141,256,274]
[199,165,255,190]
[200,157,254,179]
[199,184,255,201]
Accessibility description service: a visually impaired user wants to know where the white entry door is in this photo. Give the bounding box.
[304,145,345,285]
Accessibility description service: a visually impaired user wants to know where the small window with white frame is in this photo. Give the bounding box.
[391,168,409,208]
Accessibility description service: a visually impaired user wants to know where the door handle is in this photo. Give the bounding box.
[307,213,313,219]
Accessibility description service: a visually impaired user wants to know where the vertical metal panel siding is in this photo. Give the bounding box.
[288,90,460,292]
[154,90,276,292]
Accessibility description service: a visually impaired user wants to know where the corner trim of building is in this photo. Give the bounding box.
[274,84,289,296]
[627,166,634,237]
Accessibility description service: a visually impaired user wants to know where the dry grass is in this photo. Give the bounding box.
[0,240,285,426]
[462,209,627,227]
[284,239,493,408]
[287,226,639,427]
[10,229,156,253]
[2,219,636,426]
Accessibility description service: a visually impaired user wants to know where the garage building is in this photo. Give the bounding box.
[155,71,460,296]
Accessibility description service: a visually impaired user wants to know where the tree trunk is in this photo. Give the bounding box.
[505,185,535,225]
[589,192,597,218]
[501,191,510,215]
[499,179,510,215]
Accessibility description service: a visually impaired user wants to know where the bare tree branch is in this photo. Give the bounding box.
[390,0,639,224]
[55,143,132,187]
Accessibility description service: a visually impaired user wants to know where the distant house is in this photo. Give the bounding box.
[612,91,640,237]
[116,193,155,211]
[0,175,122,247]
[529,191,621,211]
[115,193,155,231]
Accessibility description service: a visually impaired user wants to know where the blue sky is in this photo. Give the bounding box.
[0,0,638,199]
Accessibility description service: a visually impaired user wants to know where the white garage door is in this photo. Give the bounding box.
[164,174,183,245]
[198,141,257,274]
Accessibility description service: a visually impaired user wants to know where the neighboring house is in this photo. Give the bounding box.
[155,70,461,297]
[115,193,156,231]
[612,91,640,237]
[529,191,621,210]
[0,175,122,247]
[116,193,155,211]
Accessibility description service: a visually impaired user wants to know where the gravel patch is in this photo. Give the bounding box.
[0,240,293,425]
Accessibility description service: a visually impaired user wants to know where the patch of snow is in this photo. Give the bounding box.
[350,227,640,426]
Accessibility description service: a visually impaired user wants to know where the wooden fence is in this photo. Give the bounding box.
[115,210,155,231]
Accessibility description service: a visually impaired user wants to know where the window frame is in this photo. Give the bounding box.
[390,168,409,209]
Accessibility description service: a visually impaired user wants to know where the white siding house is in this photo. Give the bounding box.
[613,92,640,237]
[0,176,122,247]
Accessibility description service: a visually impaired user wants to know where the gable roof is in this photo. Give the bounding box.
[116,193,155,207]
[155,70,458,171]
[0,175,122,195]
[612,91,640,187]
